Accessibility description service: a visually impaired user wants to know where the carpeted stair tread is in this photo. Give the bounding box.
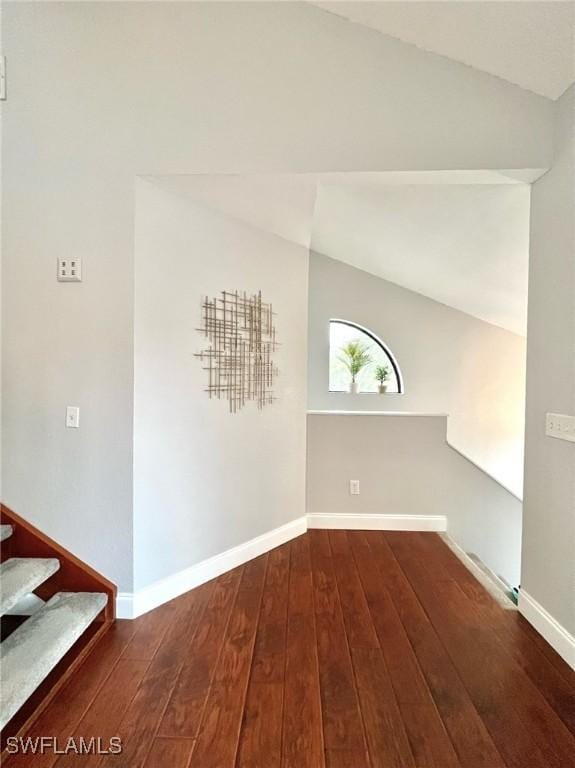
[0,558,60,616]
[0,591,107,729]
[5,592,46,616]
[0,524,13,542]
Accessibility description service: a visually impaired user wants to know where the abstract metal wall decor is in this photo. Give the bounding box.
[195,290,279,412]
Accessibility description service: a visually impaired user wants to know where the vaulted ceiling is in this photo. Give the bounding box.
[140,4,575,335]
[312,1,575,100]
[149,173,531,336]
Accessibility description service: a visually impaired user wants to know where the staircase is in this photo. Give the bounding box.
[0,506,115,742]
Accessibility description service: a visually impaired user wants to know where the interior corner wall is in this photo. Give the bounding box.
[308,252,527,497]
[133,180,308,591]
[2,1,552,592]
[522,84,575,636]
[307,413,522,586]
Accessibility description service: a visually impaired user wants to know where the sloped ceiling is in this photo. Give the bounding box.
[150,173,530,335]
[145,174,318,248]
[312,181,530,335]
[313,1,575,100]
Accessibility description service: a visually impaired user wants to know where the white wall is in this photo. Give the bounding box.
[308,253,526,496]
[1,2,552,590]
[522,85,575,637]
[134,180,308,590]
[307,413,522,586]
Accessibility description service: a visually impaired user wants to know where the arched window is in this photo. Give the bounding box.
[329,319,403,394]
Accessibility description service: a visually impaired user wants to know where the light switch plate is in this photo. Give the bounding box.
[66,406,80,429]
[545,413,575,443]
[58,258,82,282]
[349,479,360,495]
[0,57,6,101]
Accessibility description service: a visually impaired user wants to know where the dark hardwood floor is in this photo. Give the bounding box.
[4,531,575,767]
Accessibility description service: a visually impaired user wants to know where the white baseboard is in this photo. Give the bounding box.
[116,516,307,619]
[116,592,139,620]
[440,534,516,611]
[306,513,447,531]
[117,513,448,618]
[519,590,575,670]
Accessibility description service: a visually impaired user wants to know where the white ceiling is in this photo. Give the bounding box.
[150,173,530,335]
[312,182,530,334]
[146,174,318,248]
[313,1,575,100]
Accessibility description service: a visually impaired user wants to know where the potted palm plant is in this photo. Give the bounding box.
[375,364,390,393]
[339,341,371,394]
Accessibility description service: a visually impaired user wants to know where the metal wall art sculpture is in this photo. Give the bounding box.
[195,290,279,412]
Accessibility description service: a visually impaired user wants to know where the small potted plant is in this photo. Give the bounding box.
[375,364,390,393]
[339,341,371,394]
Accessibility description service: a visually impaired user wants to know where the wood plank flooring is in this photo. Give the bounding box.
[4,532,575,768]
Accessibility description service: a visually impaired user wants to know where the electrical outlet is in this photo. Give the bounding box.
[66,406,80,429]
[545,413,575,443]
[57,258,82,282]
[349,479,360,495]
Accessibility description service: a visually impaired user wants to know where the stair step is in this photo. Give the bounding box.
[1,524,14,542]
[0,558,60,616]
[0,591,108,729]
[5,592,46,616]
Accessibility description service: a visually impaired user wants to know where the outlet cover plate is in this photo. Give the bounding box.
[58,258,82,282]
[545,413,575,443]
